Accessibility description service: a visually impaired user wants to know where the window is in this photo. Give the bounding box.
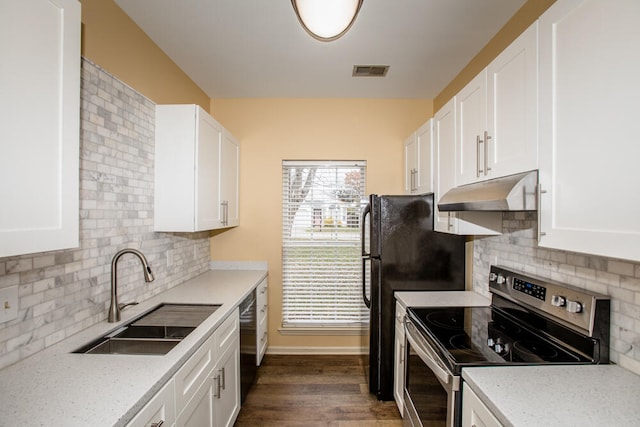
[282,160,368,329]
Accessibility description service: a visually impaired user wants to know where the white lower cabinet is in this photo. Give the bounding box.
[213,337,240,427]
[128,309,240,427]
[393,301,406,416]
[126,379,176,427]
[256,278,268,365]
[176,374,214,427]
[462,383,503,427]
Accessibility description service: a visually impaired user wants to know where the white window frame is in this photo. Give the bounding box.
[281,160,368,333]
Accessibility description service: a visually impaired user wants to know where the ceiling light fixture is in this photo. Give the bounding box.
[291,0,364,42]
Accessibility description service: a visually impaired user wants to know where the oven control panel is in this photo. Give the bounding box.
[488,265,610,336]
[512,277,546,301]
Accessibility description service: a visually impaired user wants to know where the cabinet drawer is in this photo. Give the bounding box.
[256,279,268,310]
[258,329,268,366]
[215,308,239,355]
[174,333,216,414]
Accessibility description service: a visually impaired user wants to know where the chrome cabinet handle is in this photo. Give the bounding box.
[150,421,164,427]
[476,135,483,177]
[447,212,453,230]
[220,367,226,390]
[537,184,547,240]
[484,130,492,175]
[214,374,222,398]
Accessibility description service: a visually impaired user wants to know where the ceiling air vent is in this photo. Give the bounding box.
[352,65,389,77]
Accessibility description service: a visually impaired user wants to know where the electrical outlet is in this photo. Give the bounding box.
[0,285,18,324]
[167,250,174,268]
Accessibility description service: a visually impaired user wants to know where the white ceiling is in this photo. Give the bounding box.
[114,0,527,99]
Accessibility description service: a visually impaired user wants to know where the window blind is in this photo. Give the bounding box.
[282,160,368,327]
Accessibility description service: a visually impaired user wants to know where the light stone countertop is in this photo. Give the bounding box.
[0,265,267,427]
[395,291,491,309]
[463,364,640,426]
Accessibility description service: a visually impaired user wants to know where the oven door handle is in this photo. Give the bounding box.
[405,317,457,390]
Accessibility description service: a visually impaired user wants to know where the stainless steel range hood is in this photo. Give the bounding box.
[438,170,538,212]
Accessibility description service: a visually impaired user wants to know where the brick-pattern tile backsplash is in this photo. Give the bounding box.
[0,59,210,369]
[473,212,640,374]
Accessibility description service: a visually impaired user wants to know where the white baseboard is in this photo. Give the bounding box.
[266,346,367,355]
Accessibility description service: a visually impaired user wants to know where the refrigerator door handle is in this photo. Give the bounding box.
[361,203,371,258]
[362,259,371,308]
[361,203,371,308]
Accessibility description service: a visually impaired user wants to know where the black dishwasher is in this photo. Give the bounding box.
[239,289,257,402]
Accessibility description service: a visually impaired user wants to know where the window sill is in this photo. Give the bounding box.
[278,326,367,336]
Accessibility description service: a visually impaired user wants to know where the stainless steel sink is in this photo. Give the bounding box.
[80,337,182,355]
[73,303,221,355]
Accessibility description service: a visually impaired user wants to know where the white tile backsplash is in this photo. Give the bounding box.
[0,58,211,369]
[473,211,640,374]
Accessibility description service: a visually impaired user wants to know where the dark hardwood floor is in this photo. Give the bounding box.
[235,354,403,426]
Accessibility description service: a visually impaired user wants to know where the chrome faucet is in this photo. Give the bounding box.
[108,248,155,323]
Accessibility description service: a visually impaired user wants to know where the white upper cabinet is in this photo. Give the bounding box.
[434,99,502,235]
[456,22,538,186]
[0,0,81,258]
[538,0,640,261]
[155,104,239,232]
[404,120,433,195]
[219,131,239,228]
[456,70,488,186]
[486,22,538,178]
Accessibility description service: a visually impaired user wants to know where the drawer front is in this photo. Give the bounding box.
[256,278,268,365]
[215,308,239,355]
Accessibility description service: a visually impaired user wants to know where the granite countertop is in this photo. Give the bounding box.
[463,364,640,426]
[395,290,490,308]
[0,264,267,427]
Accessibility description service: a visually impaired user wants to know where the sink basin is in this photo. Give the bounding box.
[80,338,182,355]
[73,303,221,355]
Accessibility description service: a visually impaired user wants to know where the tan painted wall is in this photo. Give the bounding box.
[80,0,209,111]
[209,98,432,350]
[434,0,556,111]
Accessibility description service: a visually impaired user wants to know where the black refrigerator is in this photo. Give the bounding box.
[360,193,466,401]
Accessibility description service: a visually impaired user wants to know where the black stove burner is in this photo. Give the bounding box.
[512,340,559,363]
[426,310,465,330]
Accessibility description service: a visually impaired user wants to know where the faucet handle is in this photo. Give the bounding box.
[118,301,139,311]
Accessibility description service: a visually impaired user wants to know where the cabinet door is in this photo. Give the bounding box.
[403,133,417,194]
[434,99,458,233]
[538,0,640,261]
[196,112,222,231]
[456,70,487,186]
[174,333,216,414]
[486,22,538,178]
[219,131,239,228]
[176,375,214,427]
[0,0,80,258]
[213,337,240,427]
[415,120,433,194]
[127,379,176,427]
[462,383,503,427]
[434,99,502,236]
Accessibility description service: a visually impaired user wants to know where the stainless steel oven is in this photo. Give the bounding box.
[404,315,460,426]
[402,265,610,427]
